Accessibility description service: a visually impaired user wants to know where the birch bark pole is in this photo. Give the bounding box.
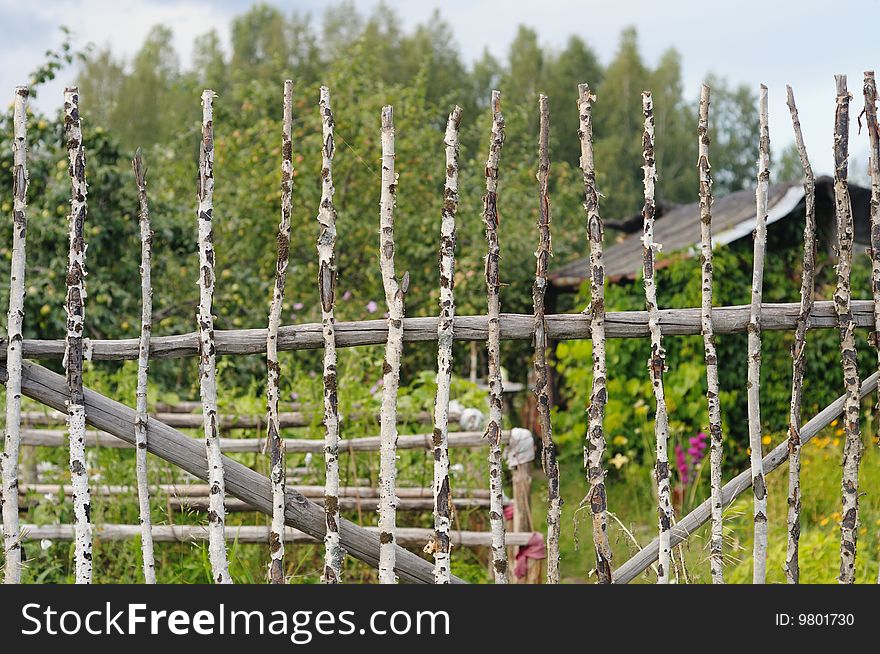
[267,80,294,585]
[866,74,880,585]
[783,85,816,584]
[132,149,156,584]
[378,105,406,584]
[318,86,344,584]
[832,75,863,585]
[698,84,724,584]
[196,89,231,584]
[534,94,561,584]
[748,85,770,584]
[483,90,509,583]
[429,105,462,584]
[578,83,612,584]
[1,86,29,584]
[63,87,93,584]
[641,91,672,584]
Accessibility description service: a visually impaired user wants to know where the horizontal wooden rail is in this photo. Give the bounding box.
[165,497,490,512]
[19,428,513,452]
[18,524,535,547]
[1,300,872,362]
[19,483,491,500]
[4,360,457,584]
[611,369,880,584]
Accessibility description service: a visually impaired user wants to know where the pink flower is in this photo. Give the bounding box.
[293,302,304,310]
[342,290,352,301]
[366,301,378,313]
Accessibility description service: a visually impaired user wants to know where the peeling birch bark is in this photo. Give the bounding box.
[832,75,863,584]
[534,95,561,584]
[63,87,93,584]
[748,85,770,584]
[196,89,231,584]
[698,84,724,584]
[317,86,344,584]
[783,86,816,584]
[132,149,156,584]
[483,91,509,583]
[429,105,462,584]
[641,91,672,584]
[862,72,880,585]
[578,83,612,583]
[266,81,294,585]
[378,105,406,584]
[1,86,29,584]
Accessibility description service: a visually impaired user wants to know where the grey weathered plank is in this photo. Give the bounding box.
[1,300,872,362]
[6,360,461,584]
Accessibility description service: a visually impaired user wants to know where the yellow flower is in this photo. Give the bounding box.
[831,419,839,427]
[762,435,772,446]
[612,435,628,446]
[833,438,840,447]
[610,453,629,470]
[835,428,845,437]
[820,517,830,526]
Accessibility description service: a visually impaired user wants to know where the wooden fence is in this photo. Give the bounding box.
[2,70,880,585]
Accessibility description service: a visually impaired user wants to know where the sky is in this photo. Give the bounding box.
[1,0,879,176]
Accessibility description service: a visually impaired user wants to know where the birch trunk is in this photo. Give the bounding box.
[748,85,770,584]
[862,72,880,585]
[63,87,93,584]
[641,91,672,584]
[483,90,509,583]
[132,149,156,584]
[266,81,294,585]
[1,86,28,584]
[578,83,612,583]
[783,85,816,584]
[832,75,863,584]
[698,84,724,584]
[317,86,344,584]
[534,95,561,584]
[196,89,231,584]
[429,105,462,584]
[378,105,406,584]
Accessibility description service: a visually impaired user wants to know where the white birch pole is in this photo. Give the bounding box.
[641,91,672,584]
[196,89,231,584]
[429,105,462,584]
[63,87,93,584]
[378,105,406,584]
[748,84,770,584]
[534,94,562,584]
[578,83,612,583]
[318,86,344,584]
[132,149,156,584]
[865,73,880,585]
[267,80,294,585]
[1,86,29,584]
[783,85,816,584]
[832,75,863,584]
[698,84,724,584]
[483,90,509,583]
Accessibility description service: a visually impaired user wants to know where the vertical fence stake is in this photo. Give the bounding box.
[698,84,724,584]
[1,86,29,584]
[832,74,863,584]
[748,84,770,584]
[429,105,462,584]
[642,91,672,584]
[865,73,880,585]
[378,105,406,584]
[578,83,612,583]
[267,80,294,584]
[483,90,509,584]
[318,86,344,584]
[63,87,93,584]
[783,85,816,584]
[534,94,561,584]
[196,89,231,584]
[132,149,156,584]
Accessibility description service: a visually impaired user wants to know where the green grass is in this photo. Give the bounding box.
[539,417,880,583]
